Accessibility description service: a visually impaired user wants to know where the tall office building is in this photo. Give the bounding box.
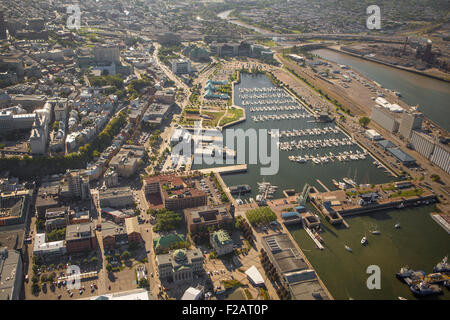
[67,170,90,199]
[94,45,120,64]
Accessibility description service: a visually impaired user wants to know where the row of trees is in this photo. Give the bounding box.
[46,228,66,242]
[0,111,127,178]
[245,207,277,226]
[260,248,290,300]
[235,216,253,245]
[153,209,182,232]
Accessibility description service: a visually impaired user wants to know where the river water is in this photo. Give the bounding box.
[312,49,450,132]
[192,73,450,300]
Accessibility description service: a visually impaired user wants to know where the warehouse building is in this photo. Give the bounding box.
[0,247,23,300]
[431,143,450,174]
[262,234,330,300]
[370,105,400,133]
[410,130,436,160]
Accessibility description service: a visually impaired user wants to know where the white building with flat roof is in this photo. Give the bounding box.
[366,129,382,141]
[181,286,203,300]
[86,288,153,300]
[33,233,66,257]
[245,265,265,286]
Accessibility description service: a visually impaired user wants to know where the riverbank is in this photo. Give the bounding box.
[311,48,450,133]
[326,46,450,83]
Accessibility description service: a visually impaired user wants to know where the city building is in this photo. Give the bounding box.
[101,221,128,249]
[104,167,119,187]
[409,130,450,174]
[33,233,66,257]
[210,229,233,256]
[144,175,207,211]
[35,181,64,218]
[94,45,120,64]
[155,89,176,105]
[262,234,330,300]
[370,105,400,133]
[431,143,450,174]
[52,100,69,122]
[155,248,204,283]
[66,170,90,200]
[101,207,130,224]
[125,217,141,244]
[11,95,46,111]
[65,222,97,254]
[99,187,134,208]
[44,207,70,232]
[181,285,204,300]
[399,110,423,140]
[142,103,171,126]
[184,205,233,233]
[153,233,186,253]
[109,145,145,178]
[157,32,181,45]
[410,130,436,159]
[365,129,382,141]
[0,110,36,132]
[245,265,265,287]
[0,190,31,227]
[29,103,52,154]
[87,288,153,300]
[171,59,191,75]
[387,147,416,166]
[0,247,23,300]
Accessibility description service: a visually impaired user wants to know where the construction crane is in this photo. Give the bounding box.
[402,36,409,56]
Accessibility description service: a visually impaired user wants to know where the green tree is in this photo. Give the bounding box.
[106,264,113,273]
[431,174,441,182]
[121,251,131,260]
[31,283,41,294]
[359,116,371,128]
[138,278,149,288]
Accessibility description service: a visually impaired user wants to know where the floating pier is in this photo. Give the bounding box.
[305,227,324,250]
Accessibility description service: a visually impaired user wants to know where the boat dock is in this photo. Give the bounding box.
[310,181,436,221]
[430,213,450,234]
[305,227,325,250]
[316,179,330,192]
[196,164,247,175]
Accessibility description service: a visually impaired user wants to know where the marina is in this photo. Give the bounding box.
[192,72,450,300]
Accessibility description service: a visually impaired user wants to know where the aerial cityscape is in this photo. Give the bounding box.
[0,0,449,305]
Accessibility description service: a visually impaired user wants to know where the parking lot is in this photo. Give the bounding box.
[195,175,223,206]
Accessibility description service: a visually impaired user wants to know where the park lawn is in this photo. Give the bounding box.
[219,108,244,126]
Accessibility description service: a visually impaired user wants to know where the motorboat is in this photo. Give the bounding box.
[361,237,368,245]
[396,267,425,281]
[370,230,381,235]
[433,256,449,273]
[395,222,401,229]
[410,281,442,297]
[345,245,352,252]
